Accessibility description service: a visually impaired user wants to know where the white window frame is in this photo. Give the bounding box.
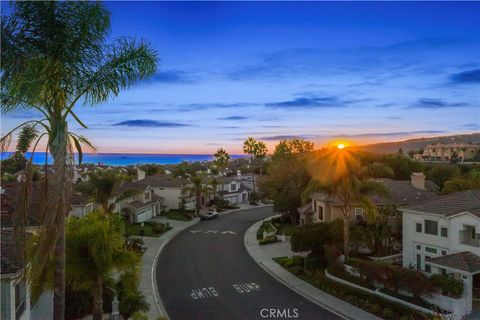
[354,207,364,223]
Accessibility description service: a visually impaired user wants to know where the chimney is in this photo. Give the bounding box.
[411,172,426,190]
[137,168,145,181]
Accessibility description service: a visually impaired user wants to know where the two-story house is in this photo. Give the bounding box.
[69,192,97,218]
[415,143,480,162]
[112,180,164,223]
[216,176,250,204]
[298,173,438,225]
[400,190,480,317]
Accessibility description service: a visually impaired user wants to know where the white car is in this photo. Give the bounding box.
[200,211,219,220]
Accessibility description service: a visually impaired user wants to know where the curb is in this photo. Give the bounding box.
[151,204,273,319]
[244,218,381,320]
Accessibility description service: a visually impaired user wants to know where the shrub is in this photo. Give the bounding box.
[304,255,323,271]
[152,223,165,234]
[431,274,464,298]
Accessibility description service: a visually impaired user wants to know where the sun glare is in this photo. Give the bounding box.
[337,143,345,150]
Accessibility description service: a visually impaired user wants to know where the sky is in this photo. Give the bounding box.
[2,1,480,154]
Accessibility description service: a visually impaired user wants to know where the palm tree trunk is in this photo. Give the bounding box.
[92,276,103,320]
[50,119,71,320]
[251,155,256,195]
[342,208,350,263]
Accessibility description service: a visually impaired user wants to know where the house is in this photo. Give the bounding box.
[69,192,97,218]
[112,180,164,223]
[215,176,250,204]
[298,172,439,225]
[414,143,480,162]
[135,175,195,211]
[400,189,480,317]
[1,230,52,320]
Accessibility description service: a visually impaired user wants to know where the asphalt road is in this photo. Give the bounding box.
[156,206,342,320]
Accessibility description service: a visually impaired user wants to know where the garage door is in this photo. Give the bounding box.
[137,209,153,222]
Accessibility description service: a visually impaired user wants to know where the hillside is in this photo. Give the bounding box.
[359,133,480,154]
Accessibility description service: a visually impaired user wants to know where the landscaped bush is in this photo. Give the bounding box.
[258,236,279,245]
[430,274,464,298]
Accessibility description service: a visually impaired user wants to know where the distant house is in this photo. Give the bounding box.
[1,230,52,320]
[415,143,480,162]
[298,173,439,225]
[400,190,480,317]
[137,175,195,211]
[112,181,164,223]
[215,176,250,204]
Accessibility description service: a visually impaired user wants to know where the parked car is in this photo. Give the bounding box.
[200,211,219,221]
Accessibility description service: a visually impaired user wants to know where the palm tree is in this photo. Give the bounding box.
[187,174,210,216]
[65,212,140,320]
[76,170,126,212]
[208,177,220,201]
[243,137,268,195]
[309,148,388,262]
[1,3,157,318]
[213,147,231,175]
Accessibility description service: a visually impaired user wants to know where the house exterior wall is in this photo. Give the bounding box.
[151,187,194,211]
[70,203,96,218]
[310,199,365,224]
[1,274,31,320]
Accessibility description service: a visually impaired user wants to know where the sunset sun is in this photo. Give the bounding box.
[337,143,345,150]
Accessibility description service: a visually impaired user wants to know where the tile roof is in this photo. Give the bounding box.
[126,194,163,210]
[426,251,480,274]
[402,189,480,218]
[1,230,22,275]
[298,203,313,215]
[117,175,189,194]
[312,178,439,207]
[70,192,91,206]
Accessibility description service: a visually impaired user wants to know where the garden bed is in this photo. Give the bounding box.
[273,256,433,320]
[125,221,171,237]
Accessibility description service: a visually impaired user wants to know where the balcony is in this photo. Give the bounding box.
[460,230,480,247]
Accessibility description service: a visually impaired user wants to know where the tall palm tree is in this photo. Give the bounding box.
[187,174,210,216]
[65,212,140,320]
[308,148,388,262]
[208,177,220,201]
[243,137,267,195]
[1,2,157,318]
[213,147,230,174]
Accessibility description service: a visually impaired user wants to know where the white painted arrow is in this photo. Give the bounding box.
[220,231,236,235]
[190,230,203,234]
[205,230,218,234]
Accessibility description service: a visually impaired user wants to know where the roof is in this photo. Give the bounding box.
[219,184,250,195]
[312,178,439,207]
[126,193,163,209]
[298,203,313,215]
[426,252,480,274]
[117,175,188,194]
[425,143,480,149]
[0,182,43,228]
[71,192,92,206]
[402,189,480,218]
[1,230,22,275]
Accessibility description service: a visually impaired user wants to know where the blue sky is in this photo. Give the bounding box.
[2,1,480,154]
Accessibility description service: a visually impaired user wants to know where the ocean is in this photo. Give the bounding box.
[1,152,246,166]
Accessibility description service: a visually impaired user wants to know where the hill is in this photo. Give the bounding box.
[359,133,480,154]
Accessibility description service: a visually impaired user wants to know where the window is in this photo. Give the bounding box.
[144,190,151,201]
[440,268,447,276]
[416,223,422,233]
[441,250,447,256]
[231,183,237,191]
[416,254,422,270]
[354,207,364,223]
[425,264,431,273]
[416,244,421,250]
[15,281,26,319]
[424,220,438,235]
[318,206,324,221]
[440,227,448,238]
[425,247,437,254]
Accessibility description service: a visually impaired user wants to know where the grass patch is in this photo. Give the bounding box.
[167,209,194,221]
[273,257,434,320]
[125,221,171,237]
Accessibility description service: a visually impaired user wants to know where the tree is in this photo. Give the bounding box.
[442,171,480,194]
[364,162,395,179]
[291,220,343,257]
[1,3,157,318]
[187,174,209,216]
[208,177,220,200]
[308,147,388,262]
[1,125,39,174]
[243,137,268,194]
[427,164,461,189]
[261,138,313,223]
[65,212,140,320]
[213,148,230,174]
[76,170,126,212]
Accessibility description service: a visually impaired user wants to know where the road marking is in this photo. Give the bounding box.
[232,282,261,294]
[220,231,236,235]
[190,287,219,300]
[190,230,203,233]
[205,230,218,234]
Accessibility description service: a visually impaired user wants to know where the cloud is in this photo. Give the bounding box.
[146,70,195,84]
[461,123,479,129]
[386,116,402,120]
[408,98,470,109]
[183,102,250,110]
[449,69,480,84]
[265,95,371,109]
[217,116,249,120]
[112,120,191,127]
[259,135,313,141]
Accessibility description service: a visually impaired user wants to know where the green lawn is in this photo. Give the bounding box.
[167,209,193,221]
[275,222,297,236]
[125,221,171,237]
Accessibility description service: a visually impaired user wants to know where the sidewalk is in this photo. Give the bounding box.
[244,219,382,320]
[140,203,272,319]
